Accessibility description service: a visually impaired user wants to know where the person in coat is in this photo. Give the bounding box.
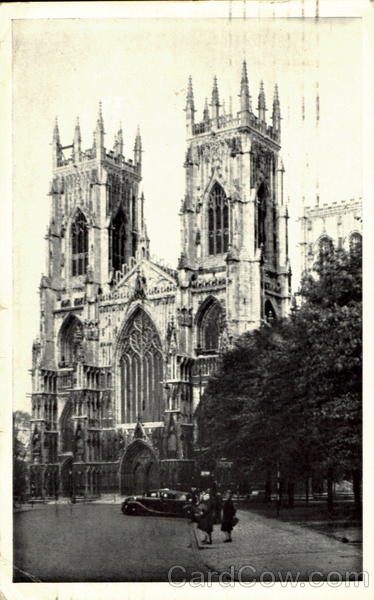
[221,490,236,542]
[197,491,215,544]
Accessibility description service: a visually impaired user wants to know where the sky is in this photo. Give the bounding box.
[12,13,363,412]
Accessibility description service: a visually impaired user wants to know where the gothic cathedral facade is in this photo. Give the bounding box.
[29,63,291,498]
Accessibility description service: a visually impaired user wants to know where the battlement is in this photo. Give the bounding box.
[192,111,280,142]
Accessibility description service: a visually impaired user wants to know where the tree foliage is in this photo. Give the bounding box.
[199,246,362,497]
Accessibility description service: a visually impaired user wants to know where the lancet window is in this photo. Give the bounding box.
[208,183,229,255]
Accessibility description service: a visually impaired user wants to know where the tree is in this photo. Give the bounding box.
[199,246,361,511]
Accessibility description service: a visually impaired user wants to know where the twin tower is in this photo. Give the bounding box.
[29,61,290,498]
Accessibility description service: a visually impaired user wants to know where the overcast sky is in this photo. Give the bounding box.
[12,14,362,412]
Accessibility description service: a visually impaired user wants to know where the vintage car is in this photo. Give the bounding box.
[121,488,194,518]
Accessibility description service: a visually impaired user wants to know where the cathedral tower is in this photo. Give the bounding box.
[179,63,290,353]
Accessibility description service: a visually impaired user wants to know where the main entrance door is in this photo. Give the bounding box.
[120,440,160,495]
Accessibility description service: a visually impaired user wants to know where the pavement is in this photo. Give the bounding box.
[13,501,363,583]
[191,508,363,582]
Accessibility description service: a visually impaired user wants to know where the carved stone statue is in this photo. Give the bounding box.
[133,270,147,300]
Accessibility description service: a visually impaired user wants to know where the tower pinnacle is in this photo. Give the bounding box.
[93,102,105,157]
[272,84,281,134]
[211,76,220,122]
[258,81,266,122]
[53,117,60,144]
[97,101,104,132]
[185,76,195,136]
[239,60,251,122]
[134,126,142,165]
[186,76,195,112]
[73,117,81,161]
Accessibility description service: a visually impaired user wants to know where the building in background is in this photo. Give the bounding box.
[29,62,291,498]
[299,197,362,276]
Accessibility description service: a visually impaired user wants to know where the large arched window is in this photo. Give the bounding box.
[198,299,223,352]
[118,309,163,424]
[111,209,127,272]
[208,183,229,255]
[71,210,88,276]
[59,315,84,367]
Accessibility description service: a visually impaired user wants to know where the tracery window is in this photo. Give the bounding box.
[71,210,88,276]
[198,299,222,352]
[119,309,163,424]
[111,209,127,272]
[208,183,229,255]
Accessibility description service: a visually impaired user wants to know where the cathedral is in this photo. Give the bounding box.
[29,62,291,498]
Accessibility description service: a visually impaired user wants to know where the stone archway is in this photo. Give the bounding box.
[119,440,160,495]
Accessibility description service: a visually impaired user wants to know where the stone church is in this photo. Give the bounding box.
[29,62,291,498]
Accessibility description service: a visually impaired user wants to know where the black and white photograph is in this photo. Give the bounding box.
[3,0,371,593]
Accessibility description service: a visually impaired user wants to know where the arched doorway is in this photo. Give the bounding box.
[119,440,160,495]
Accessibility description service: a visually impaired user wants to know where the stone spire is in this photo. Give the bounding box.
[272,84,281,134]
[211,76,220,122]
[185,76,195,136]
[258,81,266,122]
[239,60,251,124]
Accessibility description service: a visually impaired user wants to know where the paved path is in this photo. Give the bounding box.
[14,504,208,582]
[192,509,363,582]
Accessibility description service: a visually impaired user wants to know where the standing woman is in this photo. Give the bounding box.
[197,491,215,544]
[221,490,236,543]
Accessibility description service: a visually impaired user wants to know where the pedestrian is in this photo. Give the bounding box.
[221,490,237,543]
[214,490,223,524]
[197,491,214,544]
